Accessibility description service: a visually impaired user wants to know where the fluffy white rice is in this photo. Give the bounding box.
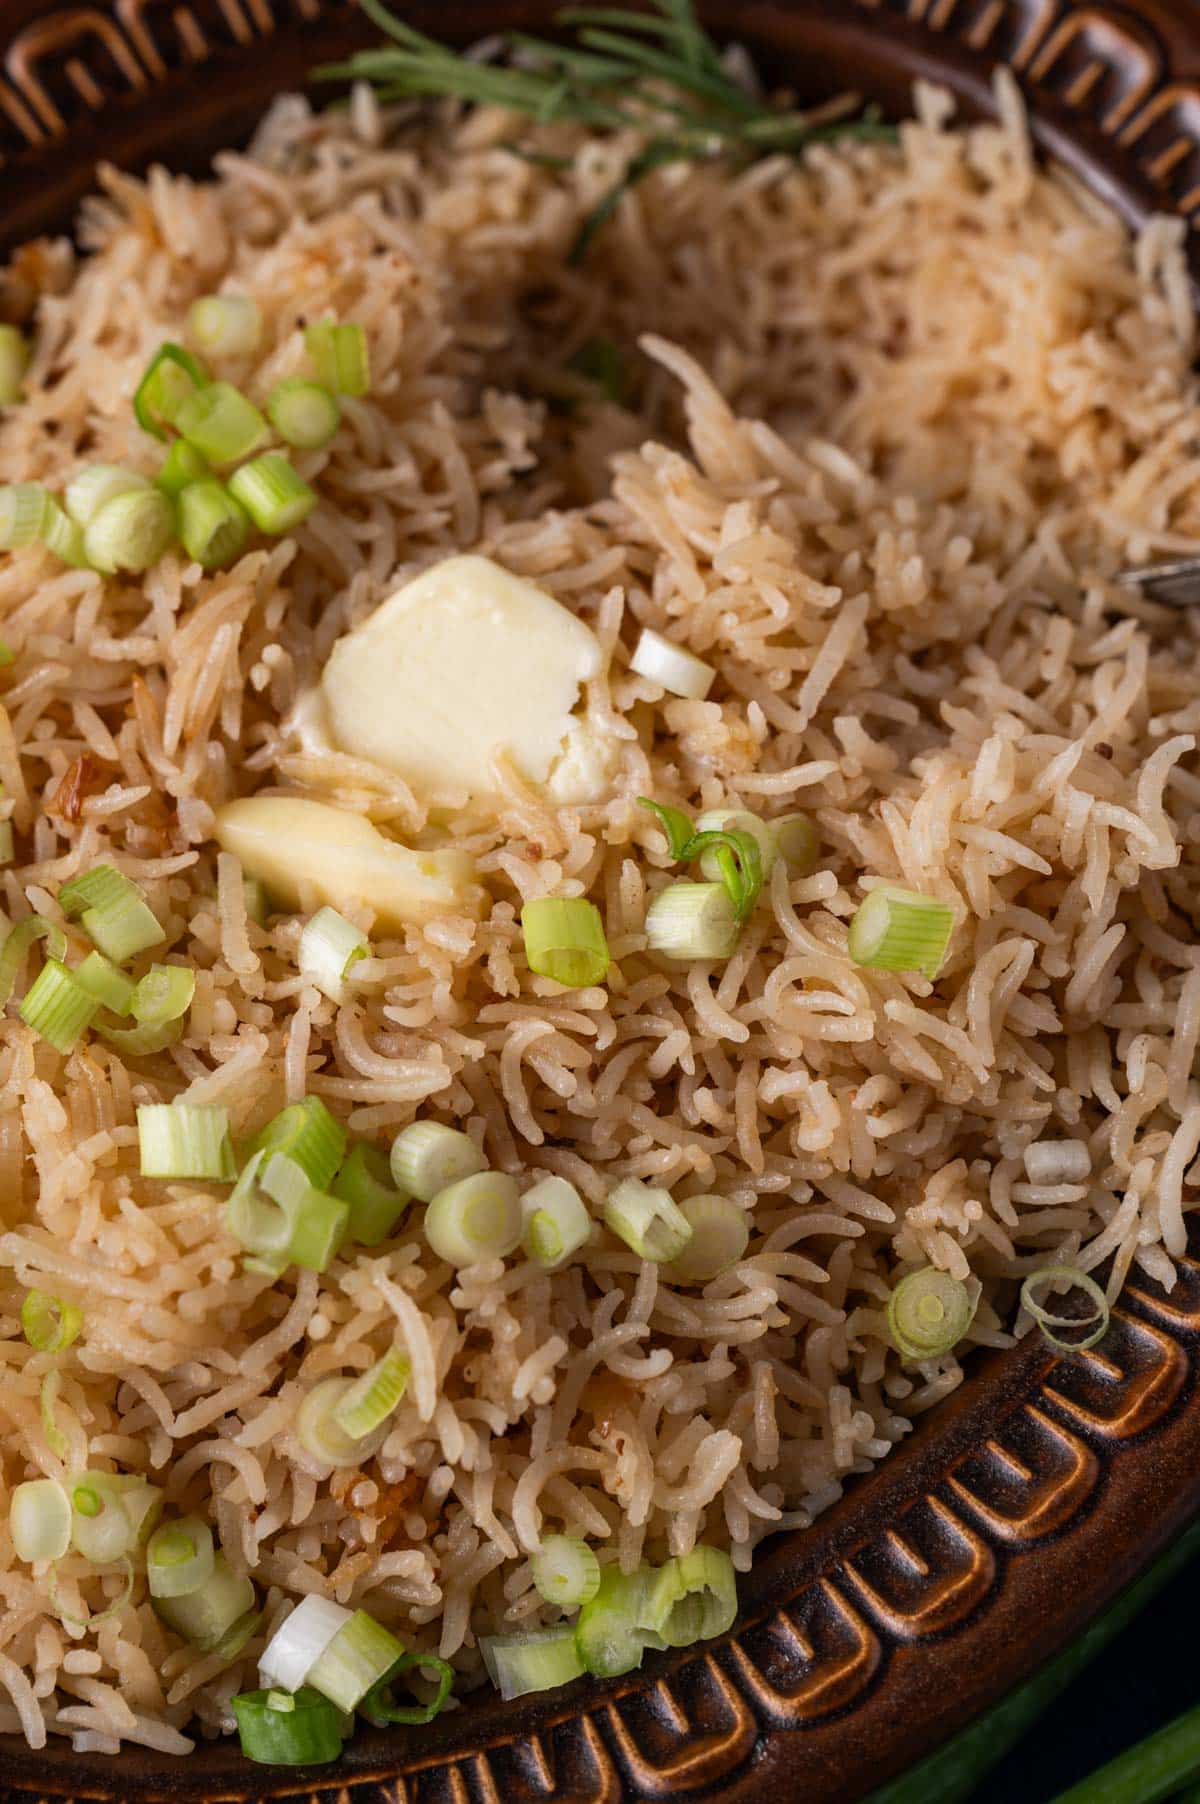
[0,70,1198,1753]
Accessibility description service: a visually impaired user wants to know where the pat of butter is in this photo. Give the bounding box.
[214,795,482,928]
[318,555,614,803]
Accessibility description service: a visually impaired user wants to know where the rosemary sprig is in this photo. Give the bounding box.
[318,0,897,261]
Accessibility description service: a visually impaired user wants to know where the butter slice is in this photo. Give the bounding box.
[319,555,611,803]
[214,795,482,928]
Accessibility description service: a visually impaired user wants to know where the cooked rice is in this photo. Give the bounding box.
[1,70,1199,1752]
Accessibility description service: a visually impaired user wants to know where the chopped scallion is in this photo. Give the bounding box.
[41,1368,66,1458]
[390,1120,484,1203]
[422,1169,522,1267]
[332,1141,410,1246]
[83,488,175,575]
[260,1152,350,1272]
[664,1193,749,1283]
[175,380,268,466]
[232,1687,346,1766]
[481,1625,585,1700]
[258,1593,352,1693]
[137,1103,235,1180]
[21,1288,82,1353]
[532,1535,601,1608]
[774,811,820,874]
[0,325,30,407]
[65,463,150,528]
[129,963,195,1027]
[847,883,955,980]
[58,864,165,963]
[306,1607,405,1712]
[74,950,135,1016]
[331,1346,411,1440]
[359,1649,455,1726]
[70,1472,161,1564]
[10,1477,71,1563]
[305,319,370,397]
[521,896,609,987]
[1020,1265,1110,1353]
[246,1096,345,1192]
[19,959,99,1052]
[229,451,317,534]
[637,1545,737,1647]
[187,294,262,360]
[178,478,250,570]
[575,1563,650,1677]
[133,342,210,441]
[0,915,66,1005]
[267,378,341,450]
[40,499,87,567]
[520,1174,591,1270]
[155,438,210,499]
[0,483,49,550]
[153,1551,255,1650]
[603,1176,692,1263]
[630,625,715,699]
[887,1266,977,1361]
[296,1375,385,1468]
[645,880,740,960]
[297,905,368,1002]
[94,1016,184,1058]
[147,1515,215,1599]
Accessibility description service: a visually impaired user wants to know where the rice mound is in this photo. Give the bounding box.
[0,71,1198,1754]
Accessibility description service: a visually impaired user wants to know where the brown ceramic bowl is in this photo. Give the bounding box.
[4,2,1200,1799]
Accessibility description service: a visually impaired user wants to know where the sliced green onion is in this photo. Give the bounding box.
[332,1141,410,1246]
[696,810,778,882]
[177,478,250,570]
[147,1515,215,1599]
[0,483,49,549]
[603,1177,692,1263]
[520,1175,591,1270]
[533,1535,601,1608]
[296,1375,384,1468]
[645,881,739,960]
[305,319,370,397]
[575,1563,650,1677]
[40,499,87,568]
[10,1477,71,1562]
[359,1650,455,1726]
[267,378,341,450]
[83,487,175,575]
[175,380,268,466]
[481,1625,585,1700]
[229,452,317,534]
[70,1472,161,1564]
[638,1546,737,1647]
[640,797,763,923]
[130,963,196,1026]
[19,959,99,1052]
[187,294,261,360]
[133,342,210,440]
[21,1289,82,1352]
[232,1687,346,1767]
[243,877,270,927]
[423,1169,522,1267]
[59,863,166,963]
[226,1149,289,1263]
[0,325,30,406]
[774,812,820,874]
[521,897,609,987]
[306,1608,405,1712]
[331,1346,411,1441]
[74,951,135,1016]
[390,1120,484,1203]
[41,1368,66,1458]
[247,1097,346,1192]
[260,1595,350,1689]
[848,884,956,980]
[297,905,368,1003]
[64,464,149,528]
[0,917,67,1006]
[887,1266,977,1361]
[94,1017,183,1058]
[153,1551,255,1650]
[48,1553,134,1634]
[664,1193,749,1284]
[1020,1265,1111,1353]
[261,1152,350,1272]
[155,438,210,499]
[137,1103,235,1180]
[209,1605,262,1664]
[630,625,715,699]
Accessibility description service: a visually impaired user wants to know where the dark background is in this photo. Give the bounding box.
[969,1560,1197,1801]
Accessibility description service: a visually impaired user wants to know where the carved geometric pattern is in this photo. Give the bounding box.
[4,1,1200,1800]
